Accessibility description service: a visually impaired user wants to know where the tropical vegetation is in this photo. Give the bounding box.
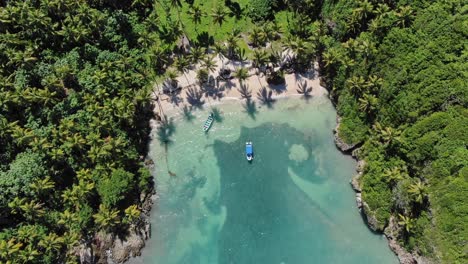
[0,0,465,263]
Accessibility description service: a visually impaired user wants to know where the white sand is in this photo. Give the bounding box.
[152,54,328,116]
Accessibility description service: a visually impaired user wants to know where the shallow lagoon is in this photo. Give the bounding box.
[133,96,397,264]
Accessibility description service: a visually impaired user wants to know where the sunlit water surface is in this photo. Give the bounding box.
[131,97,397,264]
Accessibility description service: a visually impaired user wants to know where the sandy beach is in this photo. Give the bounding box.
[152,54,328,116]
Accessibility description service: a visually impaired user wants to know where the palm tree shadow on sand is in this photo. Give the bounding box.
[257,87,275,108]
[186,87,205,108]
[297,80,313,101]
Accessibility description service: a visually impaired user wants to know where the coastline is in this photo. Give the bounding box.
[333,116,429,264]
[115,57,409,263]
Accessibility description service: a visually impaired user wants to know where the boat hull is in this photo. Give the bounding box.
[245,141,253,161]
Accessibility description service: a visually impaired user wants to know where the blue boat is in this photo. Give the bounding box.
[245,141,253,161]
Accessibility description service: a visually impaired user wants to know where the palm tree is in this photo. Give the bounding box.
[30,176,55,195]
[356,0,374,20]
[398,213,414,234]
[251,49,268,70]
[196,68,209,86]
[262,22,277,42]
[408,178,427,204]
[381,127,401,147]
[356,40,376,65]
[38,233,63,254]
[18,245,40,263]
[58,209,80,227]
[124,205,141,226]
[322,48,341,69]
[166,69,179,92]
[213,41,226,64]
[48,147,64,161]
[234,68,249,85]
[358,93,378,115]
[212,5,227,27]
[283,36,314,68]
[93,204,120,231]
[346,75,367,96]
[396,6,414,28]
[0,238,22,261]
[225,34,239,59]
[373,3,390,18]
[187,5,205,28]
[29,137,52,153]
[202,55,217,73]
[368,18,383,36]
[249,26,266,47]
[20,200,45,221]
[189,46,206,65]
[382,167,406,185]
[373,122,402,147]
[366,75,383,91]
[62,231,79,250]
[174,56,191,86]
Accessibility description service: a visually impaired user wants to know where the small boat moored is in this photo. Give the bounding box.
[203,113,214,132]
[245,141,253,161]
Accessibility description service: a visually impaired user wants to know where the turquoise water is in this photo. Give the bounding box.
[133,97,397,264]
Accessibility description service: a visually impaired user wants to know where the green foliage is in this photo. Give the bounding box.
[247,0,277,22]
[0,152,47,205]
[0,1,155,262]
[97,169,135,207]
[322,0,467,261]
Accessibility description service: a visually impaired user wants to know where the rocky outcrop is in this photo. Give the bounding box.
[334,117,358,152]
[384,216,434,264]
[333,118,428,263]
[362,201,383,232]
[76,188,155,264]
[109,191,154,263]
[110,228,147,263]
[78,244,94,264]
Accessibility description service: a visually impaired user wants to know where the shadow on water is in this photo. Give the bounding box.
[209,123,335,263]
[211,107,223,122]
[181,105,195,122]
[243,99,257,120]
[156,117,176,144]
[156,118,177,176]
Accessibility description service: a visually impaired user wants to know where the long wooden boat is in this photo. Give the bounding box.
[203,113,214,132]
